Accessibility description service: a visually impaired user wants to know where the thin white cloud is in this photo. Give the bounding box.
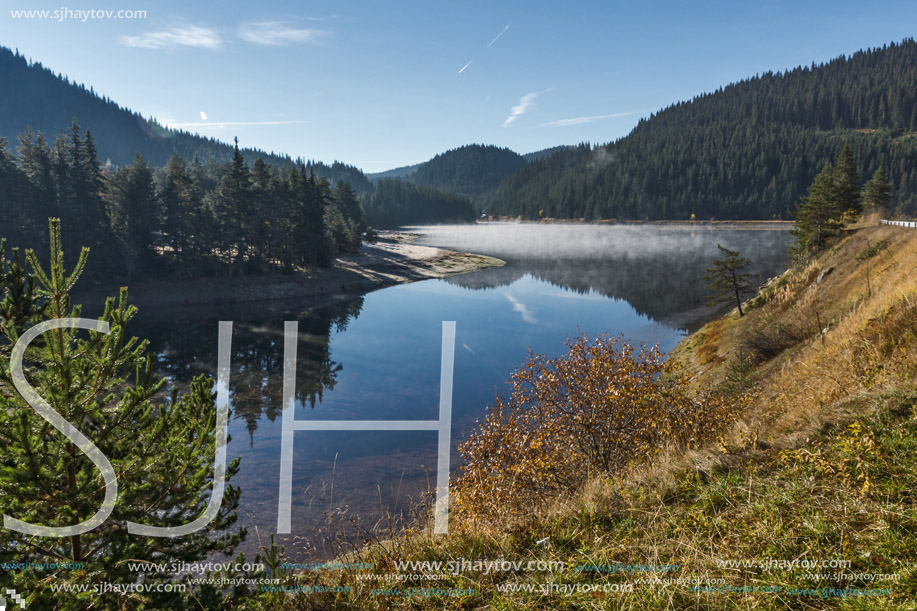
[540,111,641,128]
[165,120,308,128]
[506,294,537,324]
[239,22,327,46]
[487,24,510,48]
[121,26,222,50]
[502,92,538,127]
[458,59,473,74]
[199,111,208,120]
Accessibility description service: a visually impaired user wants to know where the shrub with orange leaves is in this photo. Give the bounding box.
[453,333,747,523]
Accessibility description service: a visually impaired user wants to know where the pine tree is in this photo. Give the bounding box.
[0,239,43,347]
[288,167,328,266]
[326,181,364,253]
[314,175,334,265]
[249,158,273,269]
[790,163,847,259]
[32,133,58,218]
[862,166,892,213]
[107,153,159,280]
[208,139,251,275]
[14,129,55,241]
[334,181,365,231]
[0,220,243,608]
[704,244,755,317]
[160,154,205,273]
[15,128,35,175]
[48,121,111,261]
[833,140,861,215]
[0,139,25,241]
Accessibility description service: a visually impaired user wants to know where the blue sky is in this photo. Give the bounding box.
[2,0,916,172]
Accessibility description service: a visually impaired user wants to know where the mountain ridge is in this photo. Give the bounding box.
[0,46,373,192]
[5,40,917,221]
[489,39,917,219]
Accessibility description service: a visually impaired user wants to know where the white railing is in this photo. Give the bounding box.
[880,219,917,228]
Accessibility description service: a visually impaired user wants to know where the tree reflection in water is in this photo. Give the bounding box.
[132,298,364,445]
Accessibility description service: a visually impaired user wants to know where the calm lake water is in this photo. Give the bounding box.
[129,223,790,560]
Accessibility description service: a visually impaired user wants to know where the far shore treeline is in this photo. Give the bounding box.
[1,124,365,281]
[0,122,477,282]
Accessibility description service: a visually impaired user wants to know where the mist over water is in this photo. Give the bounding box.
[129,223,790,560]
[412,223,791,330]
[410,222,790,260]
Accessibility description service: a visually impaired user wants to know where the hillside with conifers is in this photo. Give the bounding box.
[489,39,917,220]
[0,124,370,283]
[0,46,373,192]
[409,144,527,199]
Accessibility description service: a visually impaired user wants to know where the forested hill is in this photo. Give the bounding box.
[410,145,526,198]
[386,144,527,199]
[362,178,477,227]
[522,145,575,163]
[0,46,372,192]
[367,145,568,191]
[366,162,423,182]
[491,39,917,220]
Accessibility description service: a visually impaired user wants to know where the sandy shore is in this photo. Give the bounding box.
[75,231,505,312]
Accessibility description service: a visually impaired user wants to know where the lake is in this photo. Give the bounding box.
[129,223,790,560]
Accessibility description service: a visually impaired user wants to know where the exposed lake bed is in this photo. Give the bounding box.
[75,230,504,312]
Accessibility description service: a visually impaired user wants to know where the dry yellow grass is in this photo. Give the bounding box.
[676,220,917,449]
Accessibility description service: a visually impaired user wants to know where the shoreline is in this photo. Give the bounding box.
[479,218,793,227]
[74,231,505,313]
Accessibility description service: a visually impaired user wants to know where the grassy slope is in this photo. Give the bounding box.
[269,220,917,610]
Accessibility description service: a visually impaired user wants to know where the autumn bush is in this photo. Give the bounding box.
[453,333,748,523]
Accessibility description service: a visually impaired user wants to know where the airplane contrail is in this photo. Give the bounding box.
[487,24,510,48]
